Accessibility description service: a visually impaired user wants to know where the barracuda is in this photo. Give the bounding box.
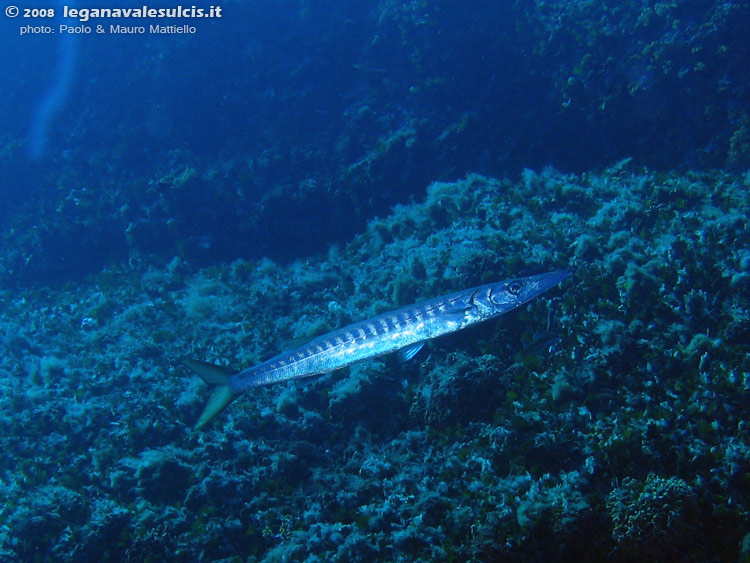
[183,270,571,430]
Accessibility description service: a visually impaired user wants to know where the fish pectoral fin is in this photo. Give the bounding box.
[442,303,472,314]
[398,342,425,362]
[182,358,239,431]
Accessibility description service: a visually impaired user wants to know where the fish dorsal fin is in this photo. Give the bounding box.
[398,342,425,362]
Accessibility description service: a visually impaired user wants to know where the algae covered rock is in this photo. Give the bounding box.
[606,473,701,559]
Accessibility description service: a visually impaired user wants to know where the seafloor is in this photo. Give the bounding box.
[2,164,750,560]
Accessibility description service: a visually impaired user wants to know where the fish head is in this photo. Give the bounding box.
[481,270,571,315]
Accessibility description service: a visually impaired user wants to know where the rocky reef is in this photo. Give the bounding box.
[2,164,749,560]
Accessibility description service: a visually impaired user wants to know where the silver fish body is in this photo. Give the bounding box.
[184,270,570,429]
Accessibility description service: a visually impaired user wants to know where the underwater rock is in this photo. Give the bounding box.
[606,474,700,559]
[410,354,506,427]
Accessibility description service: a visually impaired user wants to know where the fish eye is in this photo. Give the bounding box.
[507,280,524,296]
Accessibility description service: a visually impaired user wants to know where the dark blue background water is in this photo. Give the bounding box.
[1,0,747,285]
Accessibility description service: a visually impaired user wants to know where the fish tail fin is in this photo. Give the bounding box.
[182,358,239,430]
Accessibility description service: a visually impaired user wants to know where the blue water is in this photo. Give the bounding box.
[1,1,749,560]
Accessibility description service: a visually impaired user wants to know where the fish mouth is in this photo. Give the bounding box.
[529,270,572,294]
